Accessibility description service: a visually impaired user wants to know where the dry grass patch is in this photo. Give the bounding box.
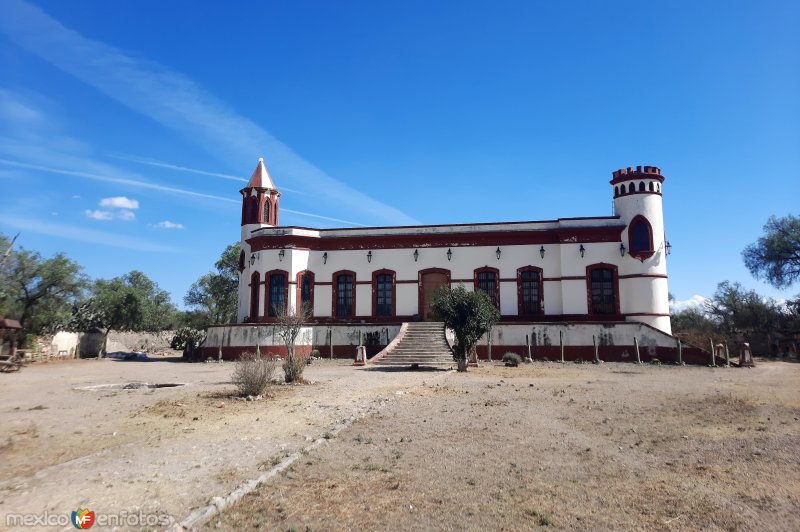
[213,361,800,531]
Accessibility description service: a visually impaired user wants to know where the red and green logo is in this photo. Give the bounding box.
[71,508,95,529]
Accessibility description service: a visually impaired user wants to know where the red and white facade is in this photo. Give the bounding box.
[236,160,671,333]
[202,160,698,363]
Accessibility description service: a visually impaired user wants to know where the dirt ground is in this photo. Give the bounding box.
[1,358,798,531]
[217,360,800,531]
[0,356,439,530]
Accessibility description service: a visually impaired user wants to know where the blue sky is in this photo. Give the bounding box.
[0,0,798,309]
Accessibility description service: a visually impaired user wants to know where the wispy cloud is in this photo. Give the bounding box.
[84,208,136,222]
[0,0,418,226]
[84,209,113,221]
[0,88,366,227]
[117,210,136,221]
[109,154,246,183]
[1,155,366,227]
[100,196,139,209]
[109,154,306,195]
[0,215,178,252]
[0,157,237,203]
[152,220,184,230]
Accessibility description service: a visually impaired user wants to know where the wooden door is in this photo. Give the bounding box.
[420,271,449,321]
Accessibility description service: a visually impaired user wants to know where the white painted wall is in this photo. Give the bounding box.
[235,170,672,334]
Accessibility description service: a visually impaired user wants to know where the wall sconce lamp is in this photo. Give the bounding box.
[495,247,502,260]
[249,253,256,266]
[446,248,452,261]
[322,252,328,264]
[579,244,586,258]
[619,243,626,257]
[413,249,419,262]
[278,249,285,261]
[539,246,545,259]
[665,240,672,256]
[367,250,373,263]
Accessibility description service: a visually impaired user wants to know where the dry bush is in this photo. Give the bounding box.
[232,352,278,396]
[283,353,307,383]
[502,352,522,367]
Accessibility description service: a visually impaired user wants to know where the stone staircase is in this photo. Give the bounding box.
[370,322,454,368]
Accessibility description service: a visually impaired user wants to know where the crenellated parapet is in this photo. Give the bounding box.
[611,165,665,197]
[612,165,661,179]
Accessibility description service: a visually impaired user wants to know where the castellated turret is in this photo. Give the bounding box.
[611,165,671,334]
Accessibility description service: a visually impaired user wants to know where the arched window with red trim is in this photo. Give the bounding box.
[586,264,619,315]
[474,267,500,308]
[265,270,288,317]
[333,271,356,318]
[517,266,543,315]
[296,270,315,315]
[262,200,270,224]
[628,215,654,260]
[247,196,259,224]
[372,269,396,317]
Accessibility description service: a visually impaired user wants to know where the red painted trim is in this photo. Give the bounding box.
[249,271,260,319]
[627,214,655,260]
[544,276,586,282]
[332,270,356,318]
[396,279,418,285]
[622,312,670,317]
[295,270,315,316]
[372,269,397,318]
[474,266,500,309]
[264,269,289,317]
[517,266,544,316]
[609,167,665,186]
[618,273,668,279]
[247,225,626,251]
[418,268,451,319]
[496,314,625,323]
[586,263,620,316]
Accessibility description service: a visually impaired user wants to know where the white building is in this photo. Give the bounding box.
[203,159,709,364]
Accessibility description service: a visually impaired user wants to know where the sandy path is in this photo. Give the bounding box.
[0,358,445,529]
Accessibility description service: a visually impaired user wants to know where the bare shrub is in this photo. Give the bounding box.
[232,352,278,396]
[283,353,307,383]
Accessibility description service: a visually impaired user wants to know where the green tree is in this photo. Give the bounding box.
[431,284,500,372]
[0,233,87,337]
[184,243,239,325]
[71,271,177,347]
[671,306,718,348]
[743,214,800,289]
[703,281,786,344]
[121,270,178,330]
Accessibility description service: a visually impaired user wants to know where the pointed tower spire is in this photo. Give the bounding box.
[240,157,281,228]
[247,157,276,189]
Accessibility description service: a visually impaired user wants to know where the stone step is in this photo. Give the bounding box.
[373,359,453,365]
[370,322,453,368]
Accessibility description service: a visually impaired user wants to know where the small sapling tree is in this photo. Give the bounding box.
[431,284,500,372]
[273,303,312,382]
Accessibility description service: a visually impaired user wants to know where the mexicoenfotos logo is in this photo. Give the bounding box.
[71,508,95,529]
